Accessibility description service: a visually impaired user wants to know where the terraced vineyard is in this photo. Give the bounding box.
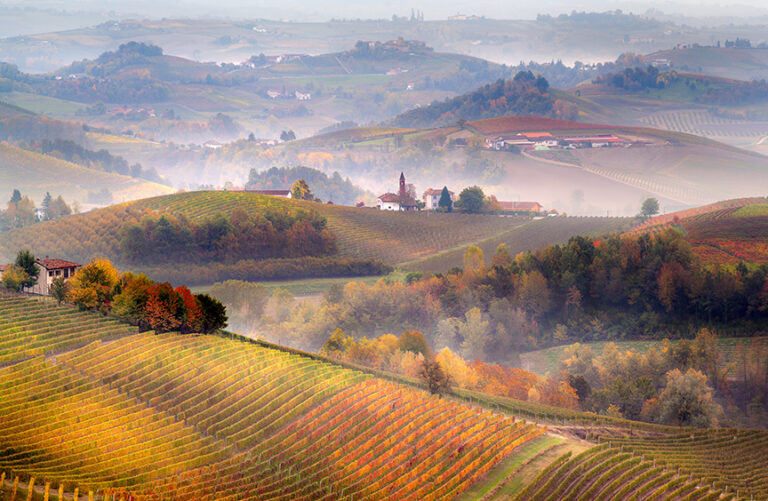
[0,191,534,267]
[514,443,737,501]
[605,430,768,500]
[0,293,546,500]
[639,110,768,142]
[633,197,768,264]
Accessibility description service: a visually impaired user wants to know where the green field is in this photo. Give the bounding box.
[518,337,768,377]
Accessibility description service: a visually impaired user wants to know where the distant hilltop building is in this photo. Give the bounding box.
[498,201,544,215]
[377,172,419,211]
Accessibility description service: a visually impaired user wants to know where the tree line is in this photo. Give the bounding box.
[264,229,768,357]
[391,71,576,128]
[119,207,336,265]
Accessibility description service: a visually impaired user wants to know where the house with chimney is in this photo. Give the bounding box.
[377,173,419,211]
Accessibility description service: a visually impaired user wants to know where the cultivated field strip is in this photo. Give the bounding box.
[0,191,530,266]
[0,296,545,499]
[606,430,768,500]
[0,294,137,364]
[133,191,531,264]
[513,443,736,501]
[640,110,768,139]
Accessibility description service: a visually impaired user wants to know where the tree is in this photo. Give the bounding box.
[280,129,296,141]
[457,186,485,213]
[68,258,119,310]
[15,250,39,290]
[438,186,453,212]
[1,265,29,292]
[41,192,52,220]
[419,357,452,395]
[197,293,228,333]
[398,330,430,357]
[653,368,722,427]
[49,277,69,305]
[640,198,660,218]
[291,179,314,201]
[47,196,72,220]
[463,245,485,274]
[9,189,21,207]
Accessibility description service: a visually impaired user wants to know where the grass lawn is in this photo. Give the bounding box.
[2,91,82,115]
[455,434,588,500]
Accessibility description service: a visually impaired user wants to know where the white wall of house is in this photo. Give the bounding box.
[377,200,400,211]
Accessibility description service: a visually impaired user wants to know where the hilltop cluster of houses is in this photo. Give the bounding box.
[0,257,81,295]
[485,132,625,152]
[376,173,548,215]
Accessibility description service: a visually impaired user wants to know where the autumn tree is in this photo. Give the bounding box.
[419,357,452,395]
[398,330,430,357]
[291,179,314,201]
[68,258,119,311]
[49,277,69,305]
[462,245,485,274]
[197,293,228,333]
[1,265,29,292]
[652,368,722,427]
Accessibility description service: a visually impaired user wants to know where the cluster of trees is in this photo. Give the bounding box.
[141,256,393,287]
[119,208,336,265]
[321,328,579,405]
[392,72,576,128]
[454,186,502,213]
[65,258,227,333]
[32,138,167,185]
[246,167,366,205]
[509,53,646,89]
[1,189,72,231]
[267,229,768,358]
[0,250,39,292]
[560,329,725,426]
[594,65,667,91]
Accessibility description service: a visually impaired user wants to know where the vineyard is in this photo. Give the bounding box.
[0,293,547,500]
[639,109,768,143]
[0,191,535,268]
[633,197,768,264]
[514,442,739,501]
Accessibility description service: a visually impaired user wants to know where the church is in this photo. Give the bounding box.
[377,172,420,211]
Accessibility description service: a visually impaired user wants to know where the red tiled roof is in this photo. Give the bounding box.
[378,193,401,203]
[36,258,81,270]
[498,201,543,211]
[0,264,9,272]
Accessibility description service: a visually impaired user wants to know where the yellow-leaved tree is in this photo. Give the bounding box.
[68,258,119,311]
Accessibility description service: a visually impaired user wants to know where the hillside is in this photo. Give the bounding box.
[634,197,768,264]
[646,46,768,82]
[0,191,539,282]
[0,292,550,499]
[3,289,768,499]
[0,142,174,205]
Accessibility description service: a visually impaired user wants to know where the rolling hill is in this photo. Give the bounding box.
[0,292,548,499]
[0,191,628,283]
[0,142,175,206]
[3,286,768,499]
[634,197,768,264]
[646,46,768,82]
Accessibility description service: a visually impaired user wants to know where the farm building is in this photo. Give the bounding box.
[203,140,223,150]
[562,135,624,148]
[422,188,454,210]
[377,172,419,211]
[0,257,82,295]
[498,201,544,215]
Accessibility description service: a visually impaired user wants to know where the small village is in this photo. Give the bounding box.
[484,132,626,151]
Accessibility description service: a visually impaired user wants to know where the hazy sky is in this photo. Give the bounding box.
[3,0,768,22]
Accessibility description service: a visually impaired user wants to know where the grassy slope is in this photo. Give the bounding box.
[0,142,174,204]
[402,216,633,273]
[0,191,539,265]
